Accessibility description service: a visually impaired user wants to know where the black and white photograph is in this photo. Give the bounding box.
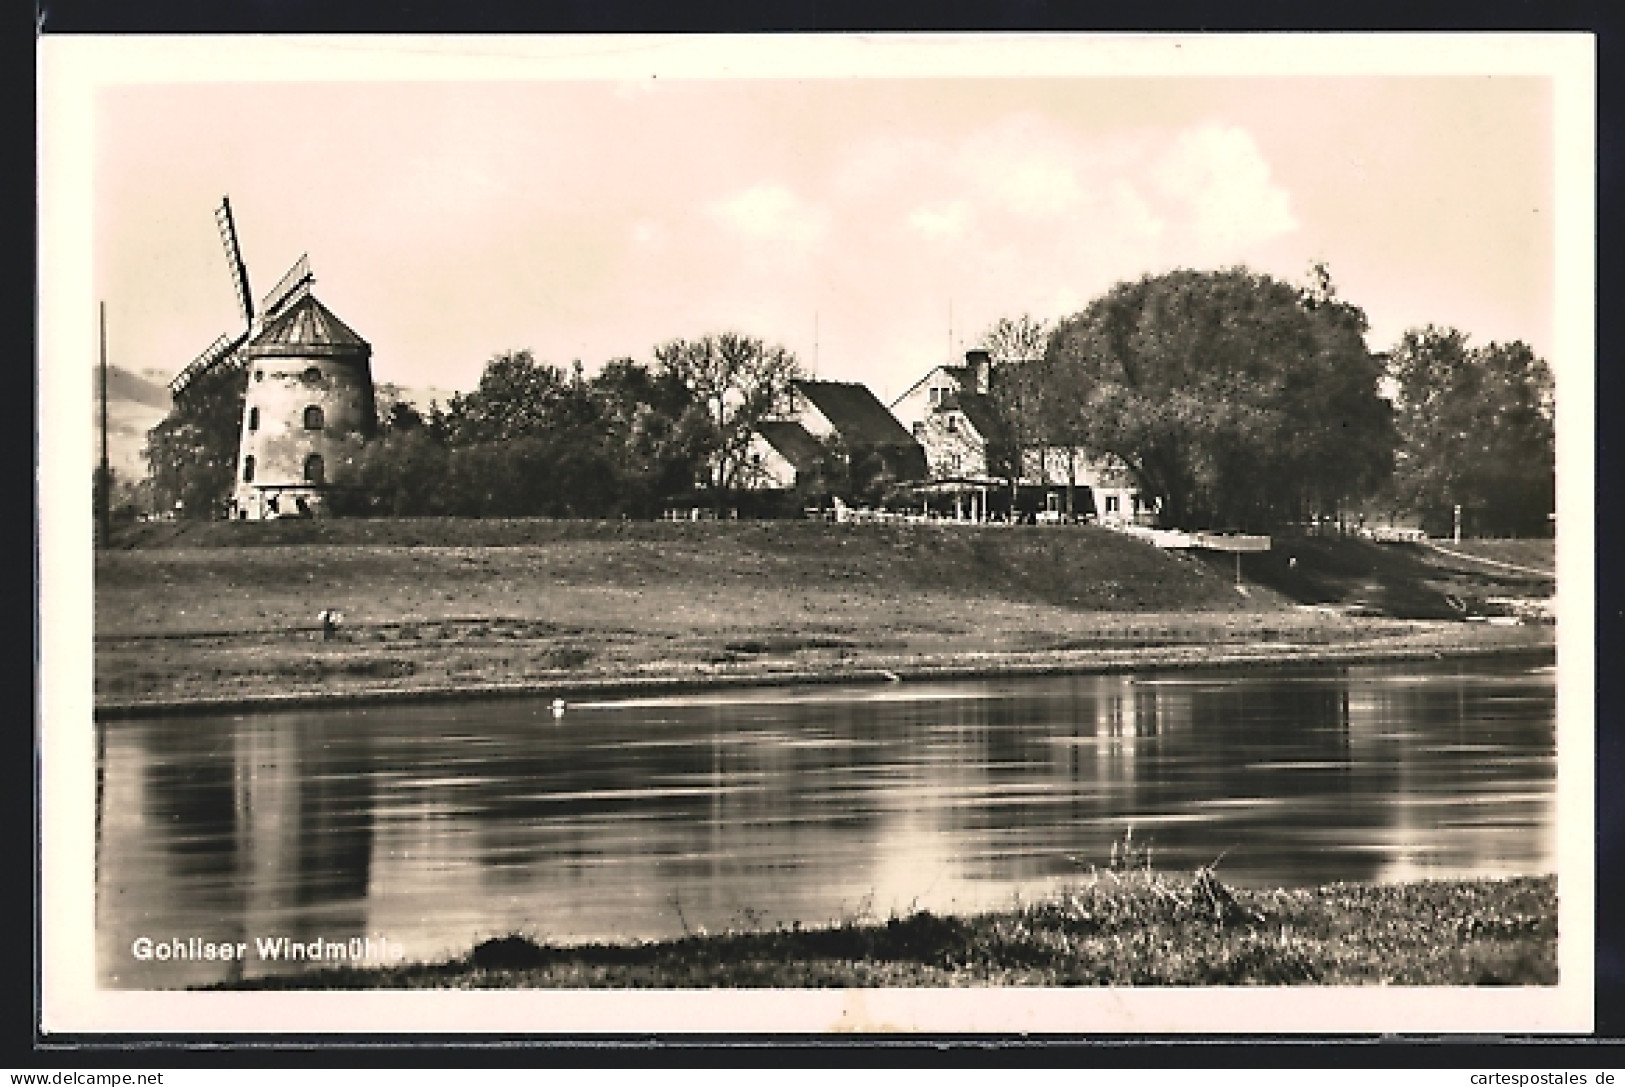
[38,33,1594,1034]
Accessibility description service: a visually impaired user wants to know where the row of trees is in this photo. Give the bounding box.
[978,267,1553,534]
[143,335,811,520]
[141,265,1555,535]
[1386,327,1555,537]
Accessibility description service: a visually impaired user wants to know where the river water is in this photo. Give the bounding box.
[96,655,1556,988]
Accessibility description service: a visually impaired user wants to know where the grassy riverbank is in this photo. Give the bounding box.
[95,520,1554,711]
[212,872,1558,989]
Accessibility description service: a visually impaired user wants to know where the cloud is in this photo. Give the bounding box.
[823,117,1298,321]
[705,184,830,249]
[956,116,1088,219]
[907,200,973,241]
[611,116,1303,390]
[764,114,1306,382]
[831,116,1296,281]
[1149,123,1299,255]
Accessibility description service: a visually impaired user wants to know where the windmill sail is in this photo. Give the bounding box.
[168,331,248,399]
[170,197,259,402]
[260,254,314,323]
[216,197,254,325]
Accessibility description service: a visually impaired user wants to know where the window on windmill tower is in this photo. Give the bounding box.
[304,454,325,484]
[248,407,259,431]
[304,405,324,430]
[303,366,322,384]
[242,456,255,483]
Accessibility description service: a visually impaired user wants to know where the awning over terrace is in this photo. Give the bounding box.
[902,477,1006,495]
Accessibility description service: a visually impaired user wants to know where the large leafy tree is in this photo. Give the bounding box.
[1044,267,1394,531]
[590,358,700,516]
[143,363,245,520]
[435,353,619,517]
[1387,327,1554,536]
[432,349,573,446]
[653,332,802,512]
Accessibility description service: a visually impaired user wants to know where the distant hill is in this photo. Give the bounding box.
[105,366,171,409]
[92,366,173,481]
[376,381,459,415]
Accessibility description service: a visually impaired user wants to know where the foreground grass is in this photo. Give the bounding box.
[95,520,1552,709]
[212,873,1556,989]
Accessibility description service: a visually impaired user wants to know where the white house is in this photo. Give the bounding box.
[889,350,1007,481]
[891,348,1152,524]
[740,419,826,490]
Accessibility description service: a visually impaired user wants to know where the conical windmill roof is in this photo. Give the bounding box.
[247,292,370,357]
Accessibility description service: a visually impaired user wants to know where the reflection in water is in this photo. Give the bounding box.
[96,657,1556,987]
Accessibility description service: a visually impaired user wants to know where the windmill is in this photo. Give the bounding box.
[204,200,373,521]
[168,197,313,402]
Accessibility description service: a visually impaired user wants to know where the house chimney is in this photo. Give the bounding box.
[965,349,992,394]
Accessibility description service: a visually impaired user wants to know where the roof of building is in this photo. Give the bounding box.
[248,292,369,355]
[794,379,917,448]
[877,441,929,482]
[889,352,994,407]
[948,391,1010,449]
[755,420,826,472]
[890,363,958,407]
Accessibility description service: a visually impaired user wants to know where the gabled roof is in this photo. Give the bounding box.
[249,292,369,354]
[890,353,994,407]
[794,379,917,448]
[890,363,960,408]
[951,391,1010,448]
[755,420,826,473]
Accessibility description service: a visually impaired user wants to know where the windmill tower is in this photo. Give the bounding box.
[171,198,376,520]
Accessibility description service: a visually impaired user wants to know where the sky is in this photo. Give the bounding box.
[90,58,1556,404]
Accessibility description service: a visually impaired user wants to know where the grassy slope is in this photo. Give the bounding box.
[96,520,1554,707]
[1424,539,1557,573]
[1213,536,1555,619]
[215,873,1557,989]
[101,519,1261,622]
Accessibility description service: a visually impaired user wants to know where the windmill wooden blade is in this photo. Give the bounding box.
[216,197,254,325]
[169,329,248,400]
[171,197,257,402]
[260,254,314,323]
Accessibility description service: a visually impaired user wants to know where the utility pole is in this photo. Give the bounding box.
[98,301,111,547]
